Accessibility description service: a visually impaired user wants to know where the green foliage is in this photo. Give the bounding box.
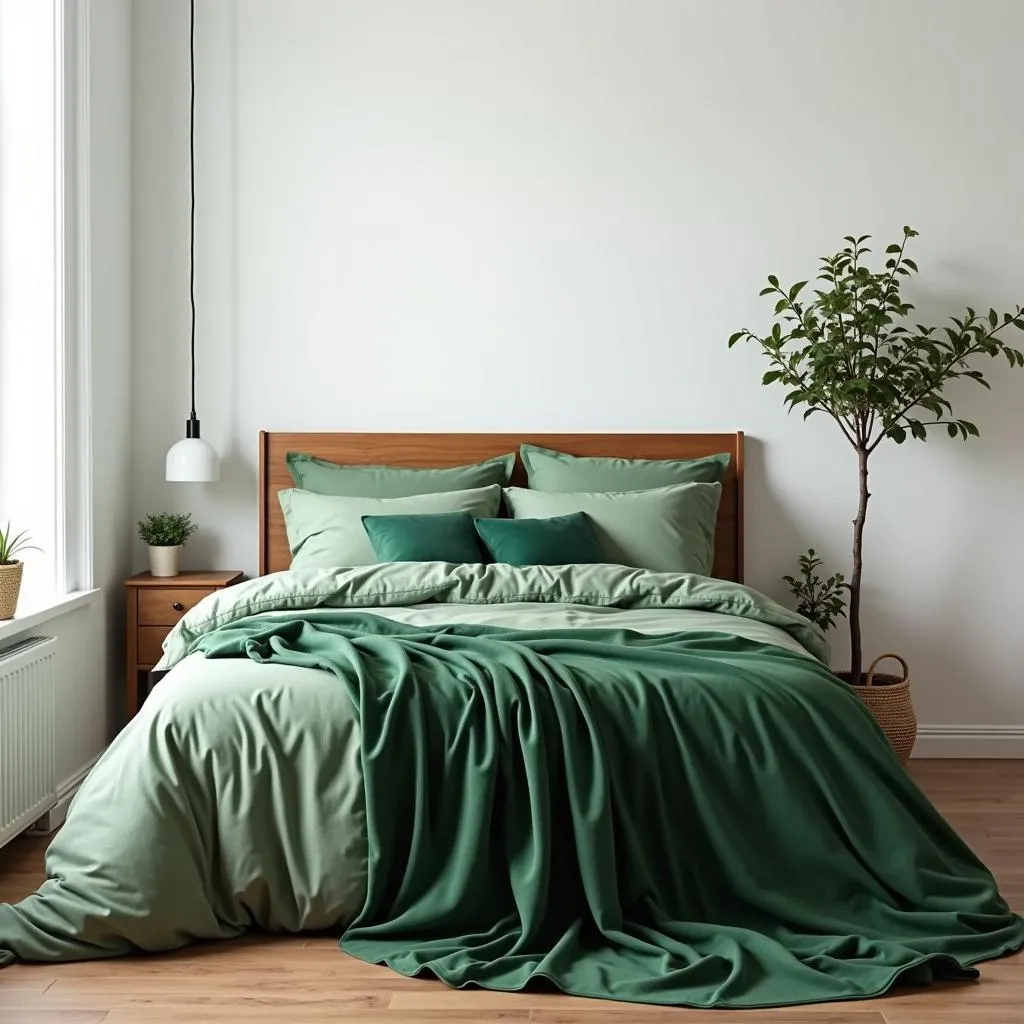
[728,227,1024,450]
[138,512,199,547]
[783,549,847,632]
[730,227,1024,683]
[0,522,41,565]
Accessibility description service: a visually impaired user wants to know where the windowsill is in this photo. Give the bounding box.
[0,589,101,644]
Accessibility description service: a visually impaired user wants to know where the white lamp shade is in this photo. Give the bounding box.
[166,436,219,482]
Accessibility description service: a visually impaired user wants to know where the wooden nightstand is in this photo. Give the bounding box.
[124,570,243,719]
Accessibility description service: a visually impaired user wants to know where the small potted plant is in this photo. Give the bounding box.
[138,513,198,578]
[0,522,40,619]
[783,549,848,635]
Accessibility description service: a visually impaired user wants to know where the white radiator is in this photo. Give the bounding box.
[0,636,57,849]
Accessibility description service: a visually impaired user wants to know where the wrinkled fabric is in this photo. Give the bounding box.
[206,613,1021,1008]
[158,561,829,668]
[0,654,367,966]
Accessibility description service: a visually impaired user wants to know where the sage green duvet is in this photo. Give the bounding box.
[1,563,1020,1009]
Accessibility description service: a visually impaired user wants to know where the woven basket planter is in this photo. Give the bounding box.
[0,560,24,619]
[839,653,917,765]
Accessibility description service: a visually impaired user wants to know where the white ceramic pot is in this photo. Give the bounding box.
[149,545,182,578]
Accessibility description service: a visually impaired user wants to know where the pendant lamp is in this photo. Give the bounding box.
[166,0,218,483]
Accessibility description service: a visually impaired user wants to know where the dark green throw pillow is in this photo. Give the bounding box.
[361,512,489,564]
[474,512,604,566]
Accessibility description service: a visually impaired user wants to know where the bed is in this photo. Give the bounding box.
[1,431,1020,1010]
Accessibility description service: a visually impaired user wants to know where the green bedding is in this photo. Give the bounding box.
[1,562,1020,1009]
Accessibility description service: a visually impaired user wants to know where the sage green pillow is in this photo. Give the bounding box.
[281,485,502,569]
[474,512,604,566]
[503,482,721,575]
[362,512,489,564]
[520,444,729,492]
[287,451,515,497]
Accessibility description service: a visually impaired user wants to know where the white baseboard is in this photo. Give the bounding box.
[912,725,1024,759]
[29,753,102,834]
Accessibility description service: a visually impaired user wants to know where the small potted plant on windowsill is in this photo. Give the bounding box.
[138,513,199,578]
[0,522,40,619]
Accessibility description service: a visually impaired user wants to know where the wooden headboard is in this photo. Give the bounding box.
[259,432,744,581]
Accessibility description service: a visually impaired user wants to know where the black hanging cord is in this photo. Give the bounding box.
[189,0,197,423]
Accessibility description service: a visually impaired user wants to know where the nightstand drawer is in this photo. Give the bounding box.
[137,626,170,665]
[137,587,215,626]
[125,571,243,722]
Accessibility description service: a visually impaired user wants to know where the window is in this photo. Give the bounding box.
[0,0,80,607]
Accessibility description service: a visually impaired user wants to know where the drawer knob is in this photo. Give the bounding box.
[172,601,184,611]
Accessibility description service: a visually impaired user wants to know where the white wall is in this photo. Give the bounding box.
[131,0,1024,742]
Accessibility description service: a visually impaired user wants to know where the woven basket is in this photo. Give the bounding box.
[841,653,917,765]
[0,560,24,619]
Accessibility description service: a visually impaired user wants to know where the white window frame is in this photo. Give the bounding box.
[59,0,94,594]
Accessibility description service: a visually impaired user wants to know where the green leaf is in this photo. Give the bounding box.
[989,308,998,328]
[889,425,907,443]
[789,281,807,301]
[885,243,901,254]
[727,331,746,348]
[775,298,789,314]
[767,274,779,288]
[947,423,958,438]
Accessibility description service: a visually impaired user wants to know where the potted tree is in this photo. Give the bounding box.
[729,228,1024,757]
[0,523,40,619]
[138,513,199,578]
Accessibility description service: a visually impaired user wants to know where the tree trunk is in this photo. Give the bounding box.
[848,446,870,685]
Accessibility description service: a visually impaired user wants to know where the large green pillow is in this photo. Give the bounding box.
[362,512,489,564]
[287,451,515,497]
[520,444,729,492]
[281,485,502,569]
[503,482,721,575]
[474,512,604,566]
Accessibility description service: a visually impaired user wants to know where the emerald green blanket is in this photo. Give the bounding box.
[1,563,1020,1009]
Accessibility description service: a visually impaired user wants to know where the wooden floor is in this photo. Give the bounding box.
[0,760,1021,1023]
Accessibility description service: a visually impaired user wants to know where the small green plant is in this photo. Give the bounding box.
[0,522,41,565]
[138,512,198,547]
[783,549,848,633]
